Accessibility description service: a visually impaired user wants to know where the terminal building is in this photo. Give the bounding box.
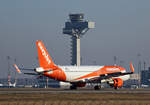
[141,67,150,87]
[124,74,139,88]
[0,77,60,88]
[37,76,59,88]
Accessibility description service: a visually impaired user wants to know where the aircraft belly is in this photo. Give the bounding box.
[65,71,92,81]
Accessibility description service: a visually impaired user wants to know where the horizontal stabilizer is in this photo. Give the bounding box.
[24,73,39,75]
[13,64,21,74]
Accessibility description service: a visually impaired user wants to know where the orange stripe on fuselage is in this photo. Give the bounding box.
[43,68,66,81]
[72,66,125,81]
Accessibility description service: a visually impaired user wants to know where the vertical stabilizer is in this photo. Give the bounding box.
[36,41,55,69]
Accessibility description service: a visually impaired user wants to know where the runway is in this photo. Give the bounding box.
[1,88,150,105]
[0,88,150,94]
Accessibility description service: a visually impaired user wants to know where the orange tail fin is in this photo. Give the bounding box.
[36,41,55,70]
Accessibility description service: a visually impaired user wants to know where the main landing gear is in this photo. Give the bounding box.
[70,85,77,90]
[114,87,120,90]
[94,85,101,90]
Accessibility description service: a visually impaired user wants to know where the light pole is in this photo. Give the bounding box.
[7,56,11,87]
[137,53,141,88]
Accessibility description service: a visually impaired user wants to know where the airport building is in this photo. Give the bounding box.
[37,76,59,88]
[124,74,139,88]
[0,77,60,88]
[63,13,95,66]
[141,67,150,87]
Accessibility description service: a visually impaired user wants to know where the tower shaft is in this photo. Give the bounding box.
[76,37,80,66]
[71,36,80,66]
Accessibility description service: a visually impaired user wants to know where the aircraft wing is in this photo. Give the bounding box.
[24,73,39,75]
[86,62,134,83]
[88,71,133,83]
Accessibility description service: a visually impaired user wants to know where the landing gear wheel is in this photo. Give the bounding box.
[94,86,100,90]
[70,86,77,90]
[114,87,118,90]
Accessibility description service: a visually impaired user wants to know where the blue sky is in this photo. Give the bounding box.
[0,0,150,78]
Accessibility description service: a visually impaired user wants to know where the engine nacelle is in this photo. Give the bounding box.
[59,82,71,89]
[35,67,45,73]
[109,78,123,88]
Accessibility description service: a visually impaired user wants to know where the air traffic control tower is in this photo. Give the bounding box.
[63,13,95,66]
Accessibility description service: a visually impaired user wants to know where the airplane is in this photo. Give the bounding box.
[14,40,134,90]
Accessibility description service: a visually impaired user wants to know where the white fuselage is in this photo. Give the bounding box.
[58,66,129,82]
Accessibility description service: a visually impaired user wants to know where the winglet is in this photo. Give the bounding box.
[13,64,22,74]
[130,62,134,73]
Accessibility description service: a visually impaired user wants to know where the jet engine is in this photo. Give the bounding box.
[59,82,71,89]
[109,78,123,89]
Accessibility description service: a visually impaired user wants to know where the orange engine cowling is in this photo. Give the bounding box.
[110,78,123,88]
